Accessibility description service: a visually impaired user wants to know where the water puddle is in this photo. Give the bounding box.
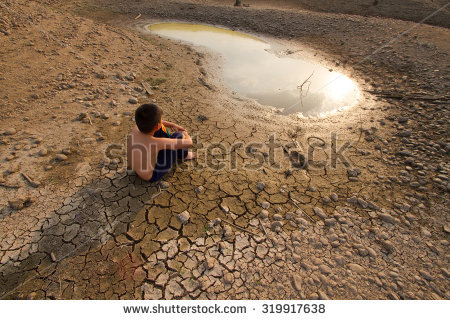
[148,23,360,117]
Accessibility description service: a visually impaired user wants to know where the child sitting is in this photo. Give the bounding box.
[127,103,196,182]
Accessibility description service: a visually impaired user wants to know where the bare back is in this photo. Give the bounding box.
[127,127,159,181]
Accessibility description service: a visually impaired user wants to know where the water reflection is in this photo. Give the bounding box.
[149,23,359,116]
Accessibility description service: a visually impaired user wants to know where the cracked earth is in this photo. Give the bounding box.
[0,0,449,300]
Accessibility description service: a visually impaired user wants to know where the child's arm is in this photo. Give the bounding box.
[156,136,193,150]
[162,120,186,132]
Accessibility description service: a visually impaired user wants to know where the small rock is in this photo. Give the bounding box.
[357,198,368,209]
[223,273,234,284]
[194,186,205,194]
[220,204,229,213]
[381,240,395,253]
[285,212,294,220]
[177,210,190,224]
[256,181,265,191]
[348,263,364,273]
[330,193,339,202]
[259,210,269,219]
[378,212,397,224]
[319,264,332,275]
[313,207,326,219]
[292,274,302,292]
[8,196,32,210]
[223,225,233,239]
[159,181,170,189]
[318,290,329,300]
[55,154,67,161]
[273,213,283,221]
[128,97,138,104]
[62,148,71,155]
[76,112,87,121]
[443,224,450,233]
[38,149,48,157]
[4,128,17,135]
[419,270,433,281]
[271,221,282,231]
[261,201,270,209]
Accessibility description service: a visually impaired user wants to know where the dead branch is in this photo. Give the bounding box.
[222,219,259,236]
[297,72,314,108]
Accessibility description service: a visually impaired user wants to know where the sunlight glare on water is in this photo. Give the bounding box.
[148,23,360,117]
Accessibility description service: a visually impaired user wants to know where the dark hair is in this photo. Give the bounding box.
[135,103,163,133]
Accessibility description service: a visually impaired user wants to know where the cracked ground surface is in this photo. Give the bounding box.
[0,0,449,299]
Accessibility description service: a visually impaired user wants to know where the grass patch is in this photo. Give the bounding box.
[145,77,167,86]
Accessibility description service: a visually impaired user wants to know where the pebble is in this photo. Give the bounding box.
[223,225,233,239]
[194,186,205,194]
[421,228,431,237]
[330,193,339,202]
[319,264,332,275]
[159,181,170,189]
[76,112,87,121]
[128,97,138,104]
[273,214,283,221]
[291,274,302,292]
[38,149,48,157]
[220,204,230,213]
[348,263,364,273]
[378,212,397,224]
[223,273,234,284]
[55,154,67,161]
[334,255,346,266]
[322,196,331,204]
[443,224,450,234]
[357,198,368,208]
[4,128,17,135]
[259,210,269,219]
[419,270,433,281]
[256,181,265,191]
[313,207,326,219]
[381,240,395,253]
[8,195,33,210]
[285,212,294,220]
[270,221,282,231]
[318,290,329,300]
[261,201,270,209]
[177,210,190,224]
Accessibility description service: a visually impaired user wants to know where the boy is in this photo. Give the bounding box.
[127,103,196,182]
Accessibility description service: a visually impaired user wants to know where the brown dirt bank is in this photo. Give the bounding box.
[186,0,450,29]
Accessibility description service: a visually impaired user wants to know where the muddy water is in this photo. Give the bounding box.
[149,23,360,117]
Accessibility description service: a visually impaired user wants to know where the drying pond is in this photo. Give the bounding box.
[148,23,360,117]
